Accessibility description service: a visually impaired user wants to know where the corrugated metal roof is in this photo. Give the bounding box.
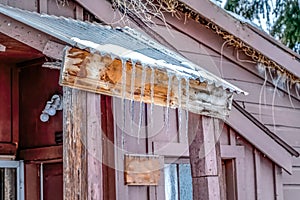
[0,4,247,95]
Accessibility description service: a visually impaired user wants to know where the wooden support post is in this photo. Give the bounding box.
[188,113,224,200]
[63,87,103,200]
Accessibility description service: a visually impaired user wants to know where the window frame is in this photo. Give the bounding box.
[0,160,25,200]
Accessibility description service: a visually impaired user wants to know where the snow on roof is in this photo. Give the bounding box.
[0,3,247,95]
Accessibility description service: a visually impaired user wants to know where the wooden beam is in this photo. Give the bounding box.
[0,13,66,60]
[39,0,48,13]
[61,47,232,119]
[63,87,87,200]
[75,0,126,26]
[0,143,17,155]
[63,87,103,200]
[42,41,65,60]
[188,114,224,200]
[0,13,50,53]
[86,92,103,200]
[19,145,62,161]
[227,105,293,173]
[11,67,19,146]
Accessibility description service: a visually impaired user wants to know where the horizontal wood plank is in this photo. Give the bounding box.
[19,145,62,161]
[0,143,17,155]
[283,186,300,199]
[242,104,300,128]
[282,169,300,185]
[230,80,300,109]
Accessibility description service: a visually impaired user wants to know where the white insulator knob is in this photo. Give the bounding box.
[40,113,49,122]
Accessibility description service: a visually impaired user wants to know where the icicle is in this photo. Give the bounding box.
[259,65,267,121]
[130,61,136,135]
[165,72,173,134]
[121,60,127,149]
[268,67,276,83]
[150,67,155,128]
[296,83,300,98]
[271,75,281,134]
[184,77,190,140]
[137,66,147,143]
[277,71,287,89]
[287,79,295,108]
[257,63,265,76]
[177,76,183,140]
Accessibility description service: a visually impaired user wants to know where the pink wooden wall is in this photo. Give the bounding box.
[111,97,279,200]
[1,0,297,199]
[150,21,300,199]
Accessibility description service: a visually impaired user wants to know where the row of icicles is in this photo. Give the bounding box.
[257,63,300,133]
[119,59,191,149]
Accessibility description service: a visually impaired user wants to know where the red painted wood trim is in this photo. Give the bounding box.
[11,67,19,147]
[101,95,116,200]
[0,143,17,155]
[19,145,62,161]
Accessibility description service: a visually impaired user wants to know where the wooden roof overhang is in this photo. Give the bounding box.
[60,42,245,119]
[0,4,247,119]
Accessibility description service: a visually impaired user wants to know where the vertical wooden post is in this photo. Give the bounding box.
[63,87,103,200]
[188,113,224,200]
[87,92,103,200]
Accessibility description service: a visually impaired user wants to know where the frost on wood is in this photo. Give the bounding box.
[60,47,234,119]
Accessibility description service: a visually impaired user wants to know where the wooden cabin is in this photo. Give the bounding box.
[0,0,299,200]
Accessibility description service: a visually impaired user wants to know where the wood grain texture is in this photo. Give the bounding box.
[63,87,88,200]
[124,155,162,186]
[86,92,103,200]
[61,47,232,119]
[63,87,104,200]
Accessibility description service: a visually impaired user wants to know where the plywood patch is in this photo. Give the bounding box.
[124,154,163,186]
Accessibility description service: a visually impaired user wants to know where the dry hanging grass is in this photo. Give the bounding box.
[111,0,181,25]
